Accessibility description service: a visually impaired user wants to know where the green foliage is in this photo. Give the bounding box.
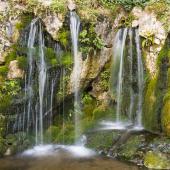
[99,0,149,11]
[16,56,27,70]
[0,80,21,112]
[44,48,59,67]
[57,29,70,48]
[5,51,17,65]
[99,0,116,10]
[0,66,8,77]
[44,126,60,143]
[15,14,34,31]
[50,0,67,13]
[60,52,73,67]
[118,14,135,27]
[142,35,154,48]
[79,24,104,54]
[82,94,93,105]
[93,106,113,120]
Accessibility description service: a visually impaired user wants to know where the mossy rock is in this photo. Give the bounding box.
[144,151,170,169]
[86,130,119,153]
[162,100,170,136]
[118,135,144,161]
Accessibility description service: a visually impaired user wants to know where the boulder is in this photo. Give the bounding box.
[7,60,24,79]
[67,0,76,11]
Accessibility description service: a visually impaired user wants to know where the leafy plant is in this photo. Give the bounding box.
[60,52,73,67]
[142,34,154,48]
[57,29,70,49]
[16,56,27,70]
[44,48,59,67]
[79,24,104,54]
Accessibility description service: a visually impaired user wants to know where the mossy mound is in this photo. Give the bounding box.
[144,151,170,169]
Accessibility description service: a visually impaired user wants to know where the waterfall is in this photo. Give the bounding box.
[135,29,144,128]
[11,18,60,144]
[113,28,128,123]
[26,18,38,133]
[111,28,144,129]
[70,11,81,142]
[128,29,134,121]
[37,22,47,144]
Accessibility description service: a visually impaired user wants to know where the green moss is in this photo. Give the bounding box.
[118,136,143,160]
[162,100,170,136]
[143,77,158,130]
[86,131,115,151]
[93,106,113,120]
[144,151,170,169]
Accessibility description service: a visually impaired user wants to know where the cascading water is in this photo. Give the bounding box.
[12,19,60,144]
[37,22,47,144]
[128,29,134,121]
[115,28,128,123]
[135,29,144,128]
[70,11,81,142]
[106,28,144,130]
[26,18,38,133]
[111,28,128,125]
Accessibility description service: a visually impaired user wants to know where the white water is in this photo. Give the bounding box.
[135,29,144,129]
[114,28,128,123]
[111,28,144,130]
[38,22,47,144]
[26,18,38,132]
[128,29,134,121]
[70,11,81,142]
[22,144,96,158]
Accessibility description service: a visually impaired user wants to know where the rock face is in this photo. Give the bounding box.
[7,60,24,79]
[69,19,114,97]
[42,14,63,40]
[132,7,166,77]
[67,0,76,11]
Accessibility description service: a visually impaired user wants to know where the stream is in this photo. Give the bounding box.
[0,147,144,170]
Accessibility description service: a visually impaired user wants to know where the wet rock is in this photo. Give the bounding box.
[7,60,24,79]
